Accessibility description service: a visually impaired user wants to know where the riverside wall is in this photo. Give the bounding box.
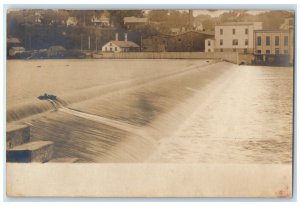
[95,52,240,64]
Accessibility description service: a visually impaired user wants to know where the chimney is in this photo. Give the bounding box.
[125,33,128,42]
[115,32,119,41]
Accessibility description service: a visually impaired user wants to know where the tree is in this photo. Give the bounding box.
[148,10,169,23]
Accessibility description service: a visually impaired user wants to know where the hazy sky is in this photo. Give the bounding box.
[192,10,267,17]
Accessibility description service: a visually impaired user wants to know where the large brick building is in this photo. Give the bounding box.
[142,31,214,52]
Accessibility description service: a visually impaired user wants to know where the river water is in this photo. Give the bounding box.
[6,59,293,163]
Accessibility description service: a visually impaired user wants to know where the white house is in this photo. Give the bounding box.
[102,33,140,52]
[214,22,263,53]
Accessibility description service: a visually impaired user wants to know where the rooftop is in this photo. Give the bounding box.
[172,30,215,37]
[124,16,148,24]
[217,22,262,26]
[48,45,66,51]
[110,40,140,48]
[7,37,21,44]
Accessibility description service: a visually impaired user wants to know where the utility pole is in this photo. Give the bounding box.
[81,34,83,52]
[140,35,142,52]
[95,36,98,52]
[188,10,193,31]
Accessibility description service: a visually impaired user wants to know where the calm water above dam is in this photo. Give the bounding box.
[6,59,294,163]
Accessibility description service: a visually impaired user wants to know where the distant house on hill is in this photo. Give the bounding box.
[7,37,21,45]
[102,33,140,52]
[66,17,78,27]
[123,16,148,29]
[170,28,181,35]
[91,14,110,27]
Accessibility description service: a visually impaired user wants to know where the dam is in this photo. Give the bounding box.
[6,59,293,163]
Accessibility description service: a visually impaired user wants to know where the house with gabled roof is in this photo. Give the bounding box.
[102,33,140,52]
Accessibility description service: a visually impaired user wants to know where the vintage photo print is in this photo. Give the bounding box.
[6,8,295,197]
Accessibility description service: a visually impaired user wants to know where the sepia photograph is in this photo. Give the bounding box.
[5,7,295,198]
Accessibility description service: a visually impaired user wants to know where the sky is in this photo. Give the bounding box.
[192,10,267,17]
[8,9,269,17]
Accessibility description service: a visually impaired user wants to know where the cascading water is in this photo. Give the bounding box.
[7,60,235,162]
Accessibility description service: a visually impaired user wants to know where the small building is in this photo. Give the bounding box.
[66,17,78,27]
[102,33,140,52]
[214,22,263,53]
[34,11,43,24]
[167,31,214,52]
[142,31,213,52]
[142,34,172,52]
[195,23,204,31]
[280,18,294,30]
[47,45,66,56]
[123,16,148,29]
[205,38,215,52]
[7,37,21,51]
[7,37,21,45]
[170,28,181,35]
[9,47,25,56]
[91,14,110,27]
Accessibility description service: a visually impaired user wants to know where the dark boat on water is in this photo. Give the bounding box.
[37,93,57,100]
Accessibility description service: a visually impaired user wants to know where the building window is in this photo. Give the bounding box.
[244,48,247,53]
[284,36,288,46]
[220,39,223,46]
[178,38,181,41]
[105,47,107,51]
[232,39,238,46]
[245,39,248,46]
[220,29,223,35]
[110,42,112,46]
[257,36,261,46]
[284,50,289,54]
[275,48,280,55]
[220,48,223,52]
[208,41,211,46]
[266,36,270,46]
[115,47,117,51]
[275,36,280,46]
[208,49,211,52]
[245,28,248,34]
[110,48,112,51]
[232,28,235,35]
[233,48,237,52]
[257,50,261,54]
[266,50,270,54]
